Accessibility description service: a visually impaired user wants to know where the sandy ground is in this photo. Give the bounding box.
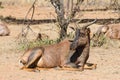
[0,23,120,80]
[0,5,120,80]
[0,5,120,19]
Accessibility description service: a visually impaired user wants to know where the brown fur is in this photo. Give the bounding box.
[20,19,97,71]
[20,39,72,68]
[105,24,120,40]
[69,28,91,71]
[93,23,120,40]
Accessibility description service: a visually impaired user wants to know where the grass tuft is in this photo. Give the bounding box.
[18,39,59,51]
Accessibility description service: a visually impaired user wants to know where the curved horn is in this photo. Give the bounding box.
[82,19,97,29]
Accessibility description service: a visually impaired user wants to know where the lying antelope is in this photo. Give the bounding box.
[0,21,10,36]
[19,20,97,71]
[105,23,120,40]
[92,23,120,40]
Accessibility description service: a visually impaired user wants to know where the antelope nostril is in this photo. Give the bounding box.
[19,60,25,68]
[19,59,26,65]
[20,60,22,63]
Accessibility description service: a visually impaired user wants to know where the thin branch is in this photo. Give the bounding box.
[67,0,84,23]
[18,0,37,43]
[25,3,36,36]
[23,0,37,23]
[22,0,36,33]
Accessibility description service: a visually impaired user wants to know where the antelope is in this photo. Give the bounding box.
[88,24,108,39]
[19,20,97,71]
[0,21,10,36]
[105,23,120,40]
[92,23,120,40]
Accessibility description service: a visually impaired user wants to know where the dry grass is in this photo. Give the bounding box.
[102,38,120,49]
